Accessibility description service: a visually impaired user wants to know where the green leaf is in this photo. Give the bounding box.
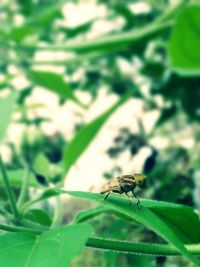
[0,170,41,188]
[168,5,200,76]
[28,5,62,28]
[156,106,177,127]
[0,92,15,143]
[30,71,83,106]
[0,224,92,267]
[24,209,52,227]
[22,188,61,212]
[125,255,153,267]
[74,205,132,223]
[9,4,62,43]
[67,192,200,243]
[33,154,50,179]
[63,89,135,174]
[74,206,111,223]
[151,205,200,244]
[66,191,200,266]
[0,28,8,39]
[25,188,200,243]
[33,154,63,183]
[113,4,135,28]
[60,20,94,38]
[24,189,200,266]
[10,26,35,43]
[104,251,117,267]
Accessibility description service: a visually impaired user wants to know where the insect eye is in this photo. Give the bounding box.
[138,179,146,189]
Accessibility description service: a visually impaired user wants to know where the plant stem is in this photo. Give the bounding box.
[0,154,20,221]
[0,208,48,232]
[0,208,13,221]
[86,237,200,256]
[17,160,30,209]
[20,219,49,232]
[155,0,187,23]
[9,20,173,53]
[0,222,42,234]
[50,196,62,228]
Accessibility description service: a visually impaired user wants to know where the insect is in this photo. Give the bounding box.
[100,174,147,205]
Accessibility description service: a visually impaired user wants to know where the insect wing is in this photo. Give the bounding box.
[100,178,120,194]
[109,179,120,187]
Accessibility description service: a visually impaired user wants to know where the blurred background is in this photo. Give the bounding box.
[0,0,200,266]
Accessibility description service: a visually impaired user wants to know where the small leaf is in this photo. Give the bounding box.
[28,5,62,28]
[168,5,200,76]
[61,20,94,38]
[33,154,50,179]
[0,224,92,267]
[23,188,62,211]
[113,4,134,28]
[33,154,63,183]
[156,106,177,127]
[0,92,15,143]
[30,71,83,106]
[24,209,52,227]
[63,89,135,174]
[10,26,35,43]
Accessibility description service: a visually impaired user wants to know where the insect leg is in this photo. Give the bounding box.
[131,190,140,206]
[104,192,110,200]
[125,192,133,205]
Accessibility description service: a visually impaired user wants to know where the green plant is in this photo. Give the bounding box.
[0,1,200,266]
[0,92,200,265]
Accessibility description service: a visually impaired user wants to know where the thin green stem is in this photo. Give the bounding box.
[20,219,49,232]
[0,208,48,232]
[0,222,42,234]
[0,154,20,221]
[0,208,14,221]
[20,199,37,214]
[86,237,200,256]
[17,161,30,209]
[8,20,173,53]
[50,196,62,228]
[155,0,187,23]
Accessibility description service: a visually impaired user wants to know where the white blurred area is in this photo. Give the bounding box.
[0,0,195,192]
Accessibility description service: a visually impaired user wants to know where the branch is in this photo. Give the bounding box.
[0,223,42,235]
[86,237,200,256]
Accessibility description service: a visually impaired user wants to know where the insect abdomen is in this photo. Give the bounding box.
[112,188,122,193]
[100,186,121,194]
